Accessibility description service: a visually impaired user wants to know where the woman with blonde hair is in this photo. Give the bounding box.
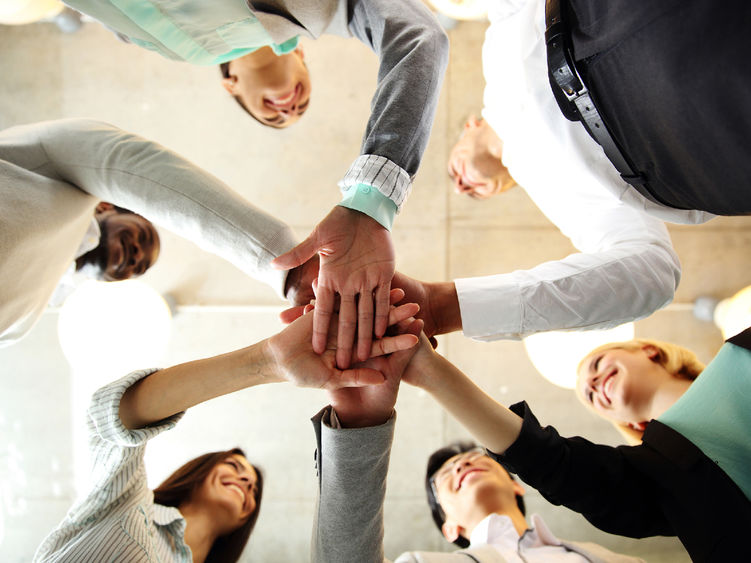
[576,338,705,444]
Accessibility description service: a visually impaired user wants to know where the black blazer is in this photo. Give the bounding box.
[494,328,751,562]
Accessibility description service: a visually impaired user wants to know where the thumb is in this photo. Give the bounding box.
[272,235,319,270]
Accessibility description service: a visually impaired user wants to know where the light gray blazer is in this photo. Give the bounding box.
[0,119,297,346]
[311,407,645,563]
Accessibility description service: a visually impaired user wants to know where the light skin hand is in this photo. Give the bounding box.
[119,293,416,430]
[272,206,396,369]
[267,292,418,391]
[327,318,424,428]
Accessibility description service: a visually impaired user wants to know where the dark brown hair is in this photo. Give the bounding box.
[153,447,263,563]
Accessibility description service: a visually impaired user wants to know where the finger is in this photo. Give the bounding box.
[279,305,306,325]
[272,236,319,270]
[369,334,419,357]
[332,368,386,388]
[336,292,358,369]
[388,287,405,306]
[373,283,391,339]
[313,288,336,354]
[356,291,375,362]
[389,302,420,326]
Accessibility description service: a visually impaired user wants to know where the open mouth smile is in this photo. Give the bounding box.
[265,83,301,109]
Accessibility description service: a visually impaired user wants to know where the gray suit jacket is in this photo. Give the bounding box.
[0,119,298,345]
[311,407,645,563]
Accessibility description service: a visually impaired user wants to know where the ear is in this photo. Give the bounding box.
[642,344,660,361]
[221,76,238,95]
[95,202,114,214]
[441,521,464,543]
[628,421,648,432]
[294,46,305,61]
[512,480,525,497]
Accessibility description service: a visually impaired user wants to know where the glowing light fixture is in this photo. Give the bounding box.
[427,0,489,21]
[711,286,751,339]
[0,0,63,24]
[58,279,172,375]
[523,323,635,389]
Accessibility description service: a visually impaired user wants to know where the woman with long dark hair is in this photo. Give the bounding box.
[34,292,419,562]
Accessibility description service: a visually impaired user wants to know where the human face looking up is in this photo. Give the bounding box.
[448,116,515,199]
[197,454,259,527]
[100,212,160,281]
[577,345,672,427]
[222,46,311,128]
[432,448,523,541]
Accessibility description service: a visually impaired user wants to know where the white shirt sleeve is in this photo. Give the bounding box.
[457,3,681,341]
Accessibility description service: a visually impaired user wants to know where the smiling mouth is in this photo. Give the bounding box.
[224,482,246,505]
[265,83,301,109]
[457,469,485,490]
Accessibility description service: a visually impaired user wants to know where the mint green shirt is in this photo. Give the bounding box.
[66,0,298,65]
[659,341,751,500]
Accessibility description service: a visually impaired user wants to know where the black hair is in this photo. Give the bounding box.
[425,441,526,548]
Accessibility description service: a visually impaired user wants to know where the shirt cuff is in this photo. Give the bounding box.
[455,275,523,340]
[339,155,412,211]
[88,368,185,447]
[338,183,398,231]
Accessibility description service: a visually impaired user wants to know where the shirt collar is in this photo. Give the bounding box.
[469,513,562,549]
[152,503,186,528]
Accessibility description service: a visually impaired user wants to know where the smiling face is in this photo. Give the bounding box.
[577,344,672,427]
[101,212,160,281]
[432,448,524,541]
[194,454,259,529]
[222,47,311,128]
[448,116,515,199]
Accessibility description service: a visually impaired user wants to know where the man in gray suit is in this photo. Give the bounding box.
[310,334,644,563]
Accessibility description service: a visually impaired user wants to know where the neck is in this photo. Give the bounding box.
[180,506,220,563]
[234,46,279,71]
[466,507,528,540]
[648,376,692,420]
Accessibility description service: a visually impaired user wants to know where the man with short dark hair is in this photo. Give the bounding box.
[310,340,644,562]
[0,118,316,347]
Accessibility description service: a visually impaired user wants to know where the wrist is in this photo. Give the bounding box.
[430,282,462,335]
[330,404,393,428]
[258,337,287,384]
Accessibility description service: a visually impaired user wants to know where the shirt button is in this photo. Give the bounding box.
[361,185,371,194]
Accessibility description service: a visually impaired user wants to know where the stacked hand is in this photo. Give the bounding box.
[273,206,396,369]
[267,288,415,391]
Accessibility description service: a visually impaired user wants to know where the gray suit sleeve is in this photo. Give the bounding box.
[3,118,298,297]
[311,406,396,563]
[347,0,448,177]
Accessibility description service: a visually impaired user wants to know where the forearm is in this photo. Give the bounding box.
[119,340,281,429]
[32,119,298,295]
[418,353,522,454]
[429,281,462,335]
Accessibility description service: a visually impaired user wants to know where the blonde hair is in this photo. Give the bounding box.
[577,339,705,444]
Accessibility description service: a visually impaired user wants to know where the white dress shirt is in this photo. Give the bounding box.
[470,513,589,562]
[455,0,685,341]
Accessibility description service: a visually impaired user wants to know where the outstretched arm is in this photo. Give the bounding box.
[0,118,300,298]
[273,0,449,367]
[402,335,672,538]
[120,292,418,429]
